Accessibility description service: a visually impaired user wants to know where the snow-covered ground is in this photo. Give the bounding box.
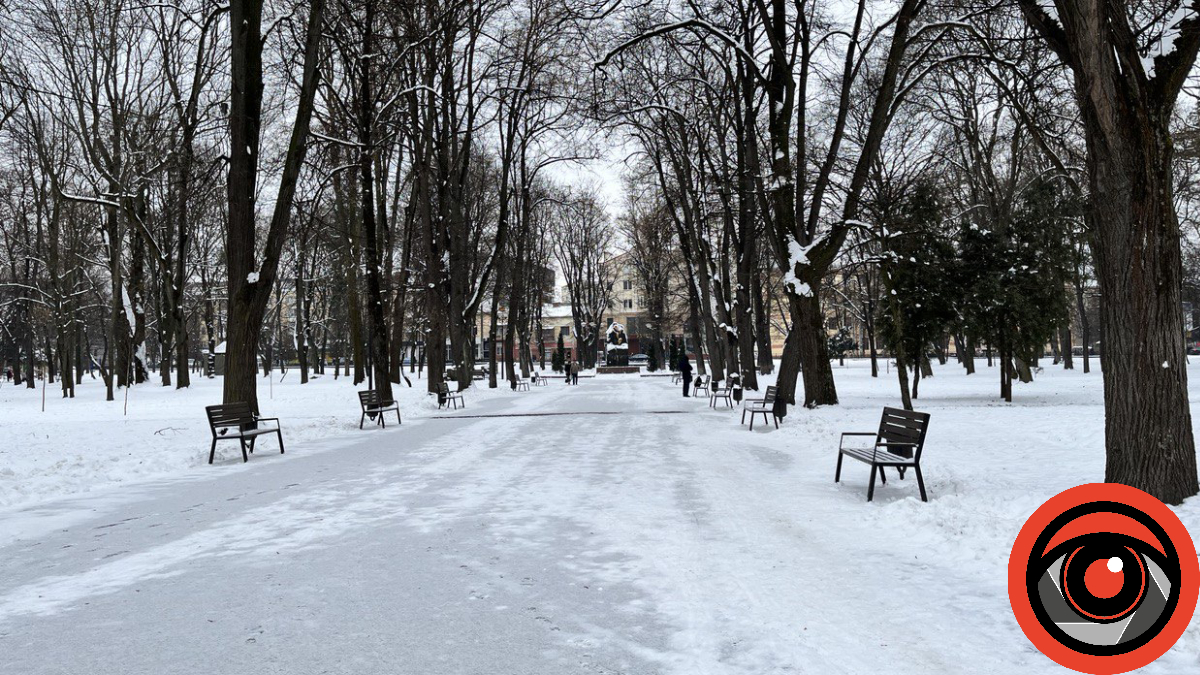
[0,369,522,510]
[0,359,1198,674]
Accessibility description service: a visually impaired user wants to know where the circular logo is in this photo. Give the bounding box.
[1009,484,1198,674]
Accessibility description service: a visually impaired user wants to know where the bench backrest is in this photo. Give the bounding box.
[875,407,931,460]
[358,390,391,408]
[762,386,777,404]
[206,403,255,432]
[437,382,451,395]
[694,376,706,386]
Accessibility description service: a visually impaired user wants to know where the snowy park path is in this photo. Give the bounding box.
[2,371,1198,674]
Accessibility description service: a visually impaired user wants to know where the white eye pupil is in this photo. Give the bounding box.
[1108,557,1123,573]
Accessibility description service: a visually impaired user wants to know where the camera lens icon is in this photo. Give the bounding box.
[1010,484,1198,675]
[1030,508,1176,653]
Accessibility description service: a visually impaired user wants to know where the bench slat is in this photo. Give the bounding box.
[840,448,916,465]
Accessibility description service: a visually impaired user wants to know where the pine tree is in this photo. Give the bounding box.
[827,327,858,366]
[877,180,958,407]
[958,177,1077,401]
[552,332,566,373]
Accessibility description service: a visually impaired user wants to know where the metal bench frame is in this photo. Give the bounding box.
[438,382,465,410]
[205,403,285,464]
[740,386,779,430]
[514,378,530,392]
[710,382,734,409]
[358,390,401,429]
[836,407,931,502]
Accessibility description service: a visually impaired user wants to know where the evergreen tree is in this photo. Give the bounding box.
[958,177,1077,401]
[552,333,566,373]
[877,180,959,407]
[827,327,858,366]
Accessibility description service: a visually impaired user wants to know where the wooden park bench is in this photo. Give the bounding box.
[357,390,401,429]
[438,382,465,410]
[514,377,530,392]
[205,402,285,464]
[709,380,735,409]
[693,376,710,398]
[740,386,780,430]
[835,407,931,502]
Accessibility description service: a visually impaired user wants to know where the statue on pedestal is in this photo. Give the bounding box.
[605,322,629,367]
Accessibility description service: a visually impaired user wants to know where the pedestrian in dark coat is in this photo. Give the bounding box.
[564,360,572,385]
[571,361,579,385]
[677,355,693,397]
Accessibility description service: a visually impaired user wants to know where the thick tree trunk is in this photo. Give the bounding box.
[223,0,324,411]
[786,290,838,407]
[1090,124,1197,503]
[1017,0,1198,504]
[356,3,393,405]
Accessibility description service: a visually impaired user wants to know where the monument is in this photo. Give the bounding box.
[605,322,630,367]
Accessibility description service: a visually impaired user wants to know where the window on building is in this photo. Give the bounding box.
[623,299,633,310]
[623,280,633,291]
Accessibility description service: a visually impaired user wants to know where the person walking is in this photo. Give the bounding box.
[677,353,693,397]
[563,360,572,385]
[570,360,579,385]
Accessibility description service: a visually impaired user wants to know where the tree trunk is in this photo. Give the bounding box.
[356,2,393,404]
[1075,282,1091,374]
[1060,324,1074,370]
[1089,124,1197,502]
[1018,0,1198,504]
[223,0,325,411]
[784,291,837,407]
[753,269,774,375]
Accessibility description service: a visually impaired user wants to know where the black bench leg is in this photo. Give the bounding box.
[209,438,217,465]
[915,465,927,502]
[835,452,844,482]
[749,411,756,431]
[879,467,887,484]
[239,439,249,463]
[276,430,285,454]
[396,409,402,425]
[773,414,779,429]
[360,412,366,430]
[248,437,256,454]
[741,408,747,425]
[867,465,878,502]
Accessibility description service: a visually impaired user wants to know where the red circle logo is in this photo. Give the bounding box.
[1009,484,1198,674]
